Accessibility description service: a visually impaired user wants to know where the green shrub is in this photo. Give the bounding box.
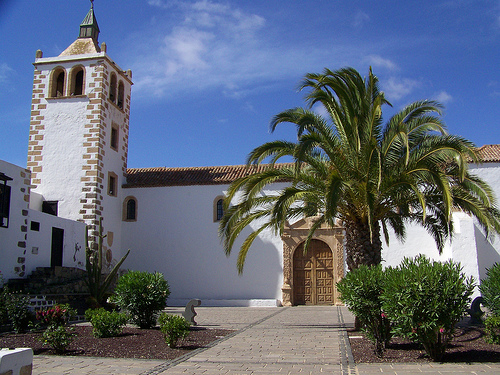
[112,271,170,329]
[158,313,190,348]
[0,286,9,325]
[3,288,33,333]
[382,255,474,362]
[485,315,500,344]
[479,263,500,316]
[85,308,129,338]
[36,304,75,328]
[40,325,76,353]
[337,264,392,356]
[35,304,76,353]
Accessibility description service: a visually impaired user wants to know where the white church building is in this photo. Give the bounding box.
[1,4,500,307]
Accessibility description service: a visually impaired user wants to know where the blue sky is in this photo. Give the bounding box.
[0,0,499,169]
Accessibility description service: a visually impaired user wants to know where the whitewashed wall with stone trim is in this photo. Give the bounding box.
[92,57,132,268]
[28,51,132,270]
[120,183,286,306]
[0,161,32,282]
[29,55,100,220]
[0,160,85,283]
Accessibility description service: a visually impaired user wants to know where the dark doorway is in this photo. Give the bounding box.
[51,227,64,267]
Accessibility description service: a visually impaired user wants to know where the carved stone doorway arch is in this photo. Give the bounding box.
[281,217,344,306]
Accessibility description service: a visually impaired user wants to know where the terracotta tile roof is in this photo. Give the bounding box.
[124,164,291,188]
[124,145,500,188]
[474,144,500,163]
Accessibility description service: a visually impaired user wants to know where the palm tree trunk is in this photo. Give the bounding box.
[344,219,382,270]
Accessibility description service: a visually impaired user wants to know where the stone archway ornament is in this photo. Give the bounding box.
[281,217,344,306]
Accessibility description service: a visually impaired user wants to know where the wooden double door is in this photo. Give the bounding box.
[293,239,334,305]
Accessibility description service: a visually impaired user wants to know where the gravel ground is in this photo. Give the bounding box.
[348,326,500,363]
[0,325,233,360]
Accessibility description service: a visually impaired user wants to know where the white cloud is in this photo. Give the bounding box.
[381,77,421,101]
[365,55,398,71]
[130,1,277,97]
[433,90,453,104]
[353,11,370,28]
[311,103,329,120]
[0,63,14,83]
[128,1,379,101]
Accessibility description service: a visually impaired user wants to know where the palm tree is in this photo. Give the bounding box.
[219,67,500,273]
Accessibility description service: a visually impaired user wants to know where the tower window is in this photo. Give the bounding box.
[108,172,118,197]
[123,196,138,221]
[109,73,117,103]
[111,124,119,151]
[117,81,124,109]
[71,67,85,96]
[56,72,65,97]
[50,68,66,98]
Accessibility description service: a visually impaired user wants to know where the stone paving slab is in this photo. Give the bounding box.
[30,306,500,374]
[356,363,500,374]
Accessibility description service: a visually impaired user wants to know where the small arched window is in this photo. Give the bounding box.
[213,195,225,222]
[117,81,124,109]
[50,68,66,97]
[70,66,85,96]
[123,196,138,221]
[109,73,117,103]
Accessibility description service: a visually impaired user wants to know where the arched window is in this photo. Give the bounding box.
[117,81,124,109]
[213,195,225,222]
[123,196,138,221]
[109,73,117,103]
[69,66,85,96]
[50,68,66,97]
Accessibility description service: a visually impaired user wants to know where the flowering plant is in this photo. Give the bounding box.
[36,304,75,327]
[337,264,392,356]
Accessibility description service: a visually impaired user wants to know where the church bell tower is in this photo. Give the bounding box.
[27,1,132,259]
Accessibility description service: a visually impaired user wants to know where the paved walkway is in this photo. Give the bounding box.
[32,306,500,374]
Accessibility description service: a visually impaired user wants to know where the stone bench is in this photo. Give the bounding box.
[0,348,33,375]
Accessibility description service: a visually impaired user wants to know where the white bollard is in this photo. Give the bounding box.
[0,348,33,375]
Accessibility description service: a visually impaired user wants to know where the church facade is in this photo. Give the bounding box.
[1,5,500,306]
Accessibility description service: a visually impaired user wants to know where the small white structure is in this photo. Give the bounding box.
[0,348,33,375]
[1,4,500,306]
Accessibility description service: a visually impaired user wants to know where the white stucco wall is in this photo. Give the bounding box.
[380,162,500,295]
[0,160,85,283]
[26,209,86,274]
[121,184,285,306]
[468,163,500,282]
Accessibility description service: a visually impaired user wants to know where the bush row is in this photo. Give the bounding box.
[479,263,500,344]
[337,255,475,361]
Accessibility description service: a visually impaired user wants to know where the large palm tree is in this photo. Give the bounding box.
[219,67,500,273]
